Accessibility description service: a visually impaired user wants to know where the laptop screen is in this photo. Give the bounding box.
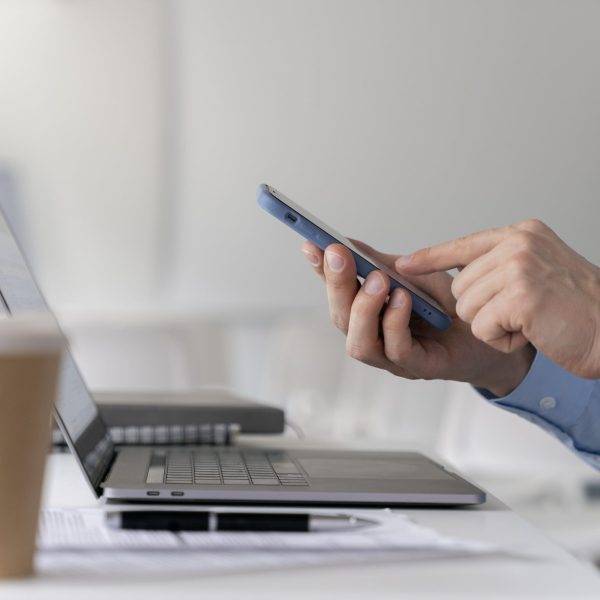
[0,195,113,496]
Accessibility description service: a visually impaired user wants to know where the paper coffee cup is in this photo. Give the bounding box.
[0,314,64,578]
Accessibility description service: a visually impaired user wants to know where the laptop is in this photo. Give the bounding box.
[0,198,485,506]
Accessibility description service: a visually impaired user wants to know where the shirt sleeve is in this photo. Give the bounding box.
[476,351,600,470]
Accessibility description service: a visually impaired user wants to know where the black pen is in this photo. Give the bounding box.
[105,510,376,532]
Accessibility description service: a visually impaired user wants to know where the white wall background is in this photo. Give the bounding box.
[0,0,165,312]
[168,0,600,312]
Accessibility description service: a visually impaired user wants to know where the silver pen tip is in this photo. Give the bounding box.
[104,513,120,529]
[309,514,377,531]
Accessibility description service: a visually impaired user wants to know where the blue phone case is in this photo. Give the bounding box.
[257,184,452,330]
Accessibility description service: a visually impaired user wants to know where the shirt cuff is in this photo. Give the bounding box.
[490,351,596,430]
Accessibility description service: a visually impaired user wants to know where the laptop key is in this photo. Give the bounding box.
[271,462,300,474]
[251,478,280,485]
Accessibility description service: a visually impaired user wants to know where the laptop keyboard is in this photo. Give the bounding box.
[148,449,308,486]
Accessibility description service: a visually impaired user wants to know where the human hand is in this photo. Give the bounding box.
[396,219,600,379]
[302,239,536,396]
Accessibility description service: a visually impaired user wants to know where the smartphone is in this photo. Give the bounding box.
[257,184,452,330]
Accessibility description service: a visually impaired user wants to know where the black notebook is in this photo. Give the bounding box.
[52,388,285,449]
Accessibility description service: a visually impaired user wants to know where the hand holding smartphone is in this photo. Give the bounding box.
[257,184,452,330]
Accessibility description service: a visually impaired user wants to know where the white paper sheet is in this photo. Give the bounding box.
[39,506,495,553]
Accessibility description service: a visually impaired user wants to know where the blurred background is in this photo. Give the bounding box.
[1,0,600,564]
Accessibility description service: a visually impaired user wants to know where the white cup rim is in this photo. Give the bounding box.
[0,313,65,355]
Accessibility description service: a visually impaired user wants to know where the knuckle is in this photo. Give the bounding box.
[450,275,463,299]
[327,275,351,292]
[470,319,483,340]
[473,324,511,353]
[470,317,488,342]
[506,250,533,275]
[513,230,538,252]
[330,311,349,333]
[383,344,407,365]
[518,218,548,234]
[470,317,504,350]
[506,283,537,322]
[346,340,371,363]
[381,317,409,364]
[505,288,525,310]
[351,297,375,320]
[455,297,473,323]
[508,278,533,301]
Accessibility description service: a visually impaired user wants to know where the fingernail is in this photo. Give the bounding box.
[302,249,320,266]
[325,250,345,272]
[364,272,384,295]
[396,254,413,268]
[389,289,405,308]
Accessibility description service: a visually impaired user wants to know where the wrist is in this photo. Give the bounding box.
[576,263,600,378]
[478,344,536,398]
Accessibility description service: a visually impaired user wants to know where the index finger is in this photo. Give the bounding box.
[396,225,513,275]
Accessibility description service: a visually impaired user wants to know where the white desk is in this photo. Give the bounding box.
[3,446,600,599]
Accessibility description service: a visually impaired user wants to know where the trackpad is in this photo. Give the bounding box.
[298,458,447,480]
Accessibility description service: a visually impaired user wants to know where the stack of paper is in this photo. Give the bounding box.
[36,506,496,576]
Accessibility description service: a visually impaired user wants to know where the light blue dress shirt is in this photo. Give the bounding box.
[479,351,600,469]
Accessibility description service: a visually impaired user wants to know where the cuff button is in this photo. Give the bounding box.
[539,396,557,411]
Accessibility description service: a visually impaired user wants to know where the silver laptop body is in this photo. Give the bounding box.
[0,194,485,507]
